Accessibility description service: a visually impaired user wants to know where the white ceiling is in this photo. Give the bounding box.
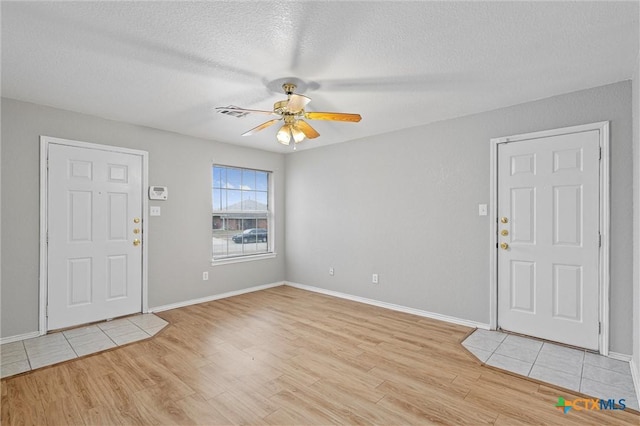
[2,1,638,153]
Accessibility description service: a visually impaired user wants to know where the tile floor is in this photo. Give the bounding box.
[0,313,168,379]
[463,329,640,411]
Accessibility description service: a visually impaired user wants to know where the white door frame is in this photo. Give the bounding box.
[39,136,149,334]
[488,122,610,355]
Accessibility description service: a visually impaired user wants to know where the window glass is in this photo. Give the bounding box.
[256,171,268,191]
[242,169,256,190]
[227,168,242,189]
[212,165,272,260]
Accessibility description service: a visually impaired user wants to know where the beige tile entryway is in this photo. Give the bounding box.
[1,313,167,379]
[463,329,639,411]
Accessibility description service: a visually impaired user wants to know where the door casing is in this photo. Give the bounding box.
[39,136,149,334]
[489,122,610,355]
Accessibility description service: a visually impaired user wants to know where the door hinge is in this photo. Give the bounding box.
[46,305,48,317]
[598,232,602,247]
[46,231,49,244]
[599,146,602,160]
[598,321,601,334]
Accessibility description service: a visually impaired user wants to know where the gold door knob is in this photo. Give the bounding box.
[500,217,509,224]
[133,218,140,224]
[133,228,140,234]
[500,229,509,236]
[133,239,141,246]
[500,242,509,250]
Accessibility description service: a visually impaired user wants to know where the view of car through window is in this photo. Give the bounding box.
[232,228,268,244]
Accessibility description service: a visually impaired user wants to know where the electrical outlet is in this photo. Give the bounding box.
[202,271,209,281]
[372,273,379,284]
[329,267,334,276]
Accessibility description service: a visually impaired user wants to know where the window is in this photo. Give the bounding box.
[212,165,272,261]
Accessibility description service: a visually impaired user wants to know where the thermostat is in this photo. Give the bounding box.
[149,186,168,200]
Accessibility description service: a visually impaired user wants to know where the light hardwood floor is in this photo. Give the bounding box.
[1,286,638,425]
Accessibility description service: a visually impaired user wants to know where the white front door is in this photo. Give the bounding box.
[497,129,601,350]
[47,142,143,330]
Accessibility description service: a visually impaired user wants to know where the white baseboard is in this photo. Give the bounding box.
[284,281,490,330]
[149,281,284,313]
[608,351,632,362]
[630,359,640,410]
[0,331,41,345]
[1,282,285,343]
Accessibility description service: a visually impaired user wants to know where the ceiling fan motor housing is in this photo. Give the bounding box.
[282,83,297,95]
[273,99,290,115]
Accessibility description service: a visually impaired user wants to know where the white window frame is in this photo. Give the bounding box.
[211,164,276,265]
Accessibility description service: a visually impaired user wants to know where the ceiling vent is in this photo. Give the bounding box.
[216,106,250,118]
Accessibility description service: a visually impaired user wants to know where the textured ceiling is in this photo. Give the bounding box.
[2,1,638,153]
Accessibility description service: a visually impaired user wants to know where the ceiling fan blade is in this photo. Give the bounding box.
[305,112,362,122]
[241,119,281,136]
[286,94,311,112]
[216,105,278,117]
[296,120,320,139]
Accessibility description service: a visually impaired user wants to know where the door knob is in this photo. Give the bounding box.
[133,218,140,224]
[500,217,509,224]
[133,228,140,234]
[500,229,509,236]
[500,242,509,250]
[133,239,141,246]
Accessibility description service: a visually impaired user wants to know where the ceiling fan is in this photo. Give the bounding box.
[216,83,361,147]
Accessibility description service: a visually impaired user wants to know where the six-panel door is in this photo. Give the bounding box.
[47,144,143,330]
[497,130,600,350]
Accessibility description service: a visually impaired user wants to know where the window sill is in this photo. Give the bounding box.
[211,252,277,266]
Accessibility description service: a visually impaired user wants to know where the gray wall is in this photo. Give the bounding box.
[1,98,286,338]
[285,81,634,354]
[0,101,3,335]
[633,52,640,374]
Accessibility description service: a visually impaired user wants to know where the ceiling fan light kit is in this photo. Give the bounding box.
[216,82,361,149]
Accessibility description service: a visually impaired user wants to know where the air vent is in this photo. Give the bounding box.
[216,106,249,118]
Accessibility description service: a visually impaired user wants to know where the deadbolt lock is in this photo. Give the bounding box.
[500,229,509,236]
[500,217,508,224]
[500,242,509,250]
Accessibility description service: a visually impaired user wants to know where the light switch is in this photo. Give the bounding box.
[150,206,161,216]
[478,204,488,216]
